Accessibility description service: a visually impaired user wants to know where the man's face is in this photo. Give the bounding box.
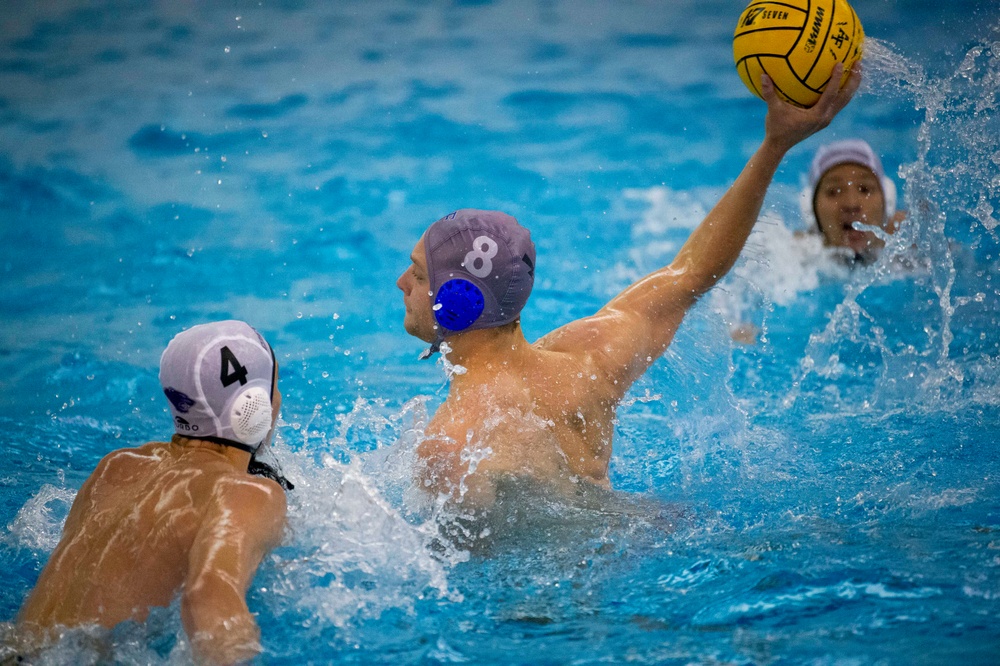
[814,163,892,255]
[396,237,438,342]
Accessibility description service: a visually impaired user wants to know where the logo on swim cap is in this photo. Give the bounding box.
[164,387,196,413]
[174,416,200,432]
[521,253,535,278]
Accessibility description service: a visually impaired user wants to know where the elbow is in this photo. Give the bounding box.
[682,268,726,302]
[667,261,720,304]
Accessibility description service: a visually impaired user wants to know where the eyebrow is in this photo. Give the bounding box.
[825,172,879,183]
[410,252,426,272]
[822,177,880,189]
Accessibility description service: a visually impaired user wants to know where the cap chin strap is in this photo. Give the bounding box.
[418,339,441,361]
[184,435,258,454]
[800,176,898,230]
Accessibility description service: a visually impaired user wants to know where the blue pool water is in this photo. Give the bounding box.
[2,0,1000,663]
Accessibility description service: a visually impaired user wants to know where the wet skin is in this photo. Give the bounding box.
[398,65,861,507]
[17,374,286,665]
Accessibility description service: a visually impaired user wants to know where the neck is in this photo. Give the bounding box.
[439,323,533,385]
[171,434,253,470]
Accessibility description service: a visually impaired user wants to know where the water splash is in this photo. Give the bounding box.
[437,342,468,380]
[262,454,461,635]
[786,37,1000,411]
[247,398,467,642]
[4,484,76,552]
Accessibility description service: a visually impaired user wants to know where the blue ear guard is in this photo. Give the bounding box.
[434,279,485,331]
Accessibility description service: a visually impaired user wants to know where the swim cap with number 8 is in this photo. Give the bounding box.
[733,0,864,108]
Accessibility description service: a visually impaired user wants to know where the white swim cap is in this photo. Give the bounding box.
[159,320,276,453]
[799,139,897,228]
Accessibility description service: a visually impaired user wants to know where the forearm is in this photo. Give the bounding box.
[666,64,860,298]
[182,584,261,665]
[575,68,858,396]
[670,137,787,297]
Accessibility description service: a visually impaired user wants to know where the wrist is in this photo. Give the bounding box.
[758,135,791,162]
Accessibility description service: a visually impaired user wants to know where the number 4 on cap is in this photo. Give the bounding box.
[220,346,249,387]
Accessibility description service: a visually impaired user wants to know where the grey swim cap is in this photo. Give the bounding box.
[422,209,535,354]
[159,320,276,452]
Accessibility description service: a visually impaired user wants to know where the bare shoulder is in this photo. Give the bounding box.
[216,473,286,511]
[535,313,604,354]
[97,440,166,462]
[88,441,171,482]
[534,287,684,396]
[211,474,287,534]
[534,309,643,383]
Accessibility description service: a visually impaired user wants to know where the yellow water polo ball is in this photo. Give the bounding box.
[734,0,864,108]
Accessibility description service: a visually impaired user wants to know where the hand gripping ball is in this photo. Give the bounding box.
[734,0,864,108]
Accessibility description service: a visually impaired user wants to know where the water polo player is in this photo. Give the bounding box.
[802,138,906,263]
[16,320,290,665]
[398,65,860,506]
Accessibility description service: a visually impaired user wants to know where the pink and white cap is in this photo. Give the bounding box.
[159,320,276,452]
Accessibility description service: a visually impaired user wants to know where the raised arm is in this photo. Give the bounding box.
[544,64,861,394]
[181,477,286,666]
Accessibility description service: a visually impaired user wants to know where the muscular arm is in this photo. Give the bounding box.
[543,65,861,396]
[181,477,286,666]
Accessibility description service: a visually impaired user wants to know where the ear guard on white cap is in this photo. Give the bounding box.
[230,386,273,446]
[799,176,897,231]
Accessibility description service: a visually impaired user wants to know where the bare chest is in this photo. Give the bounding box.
[430,379,616,483]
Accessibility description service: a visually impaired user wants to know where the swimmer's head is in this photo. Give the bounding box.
[399,209,535,356]
[801,139,899,259]
[159,320,279,454]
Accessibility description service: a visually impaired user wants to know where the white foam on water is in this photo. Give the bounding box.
[255,399,465,637]
[4,483,75,552]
